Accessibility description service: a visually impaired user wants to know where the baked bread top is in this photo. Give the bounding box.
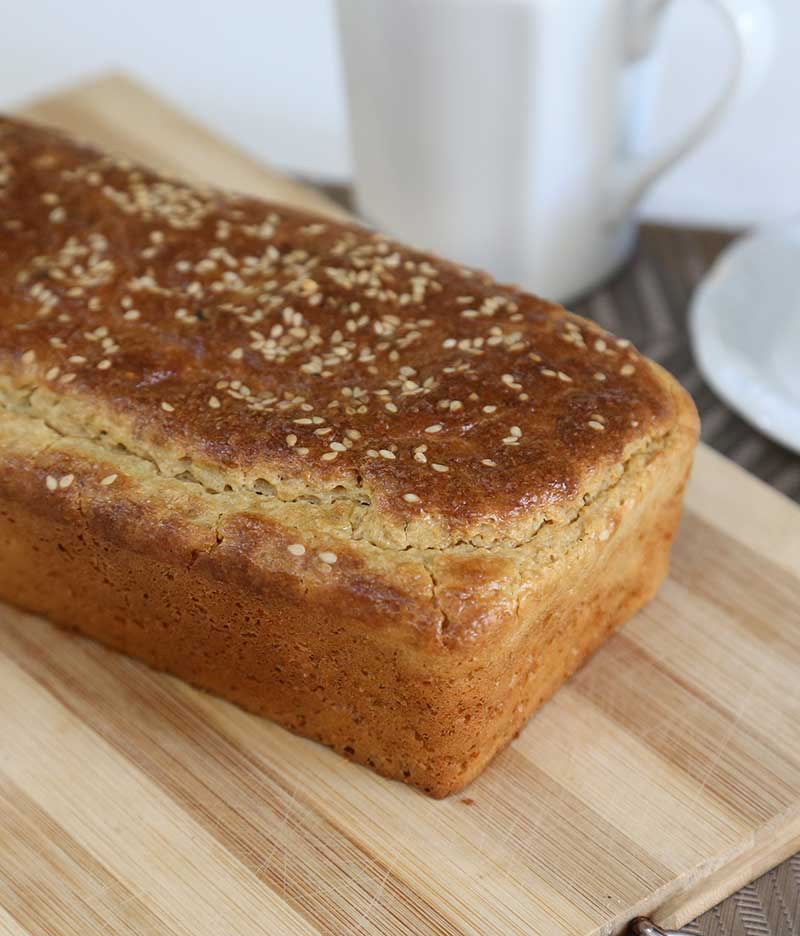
[0,116,678,551]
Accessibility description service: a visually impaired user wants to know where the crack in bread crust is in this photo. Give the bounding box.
[0,115,678,551]
[0,380,674,559]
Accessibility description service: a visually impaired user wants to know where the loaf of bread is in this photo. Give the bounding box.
[0,117,698,796]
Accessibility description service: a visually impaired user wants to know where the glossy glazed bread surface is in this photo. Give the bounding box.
[0,117,699,795]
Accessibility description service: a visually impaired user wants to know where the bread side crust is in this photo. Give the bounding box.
[0,373,697,795]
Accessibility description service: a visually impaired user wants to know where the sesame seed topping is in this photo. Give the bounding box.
[100,474,118,486]
[59,474,74,489]
[287,543,306,556]
[318,551,338,565]
[1,124,664,550]
[45,475,58,492]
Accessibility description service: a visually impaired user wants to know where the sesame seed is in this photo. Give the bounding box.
[483,405,497,414]
[594,372,606,381]
[599,529,611,541]
[385,402,398,413]
[425,424,443,434]
[620,363,635,376]
[59,474,74,489]
[123,309,141,321]
[100,474,118,486]
[431,463,449,473]
[208,396,221,409]
[481,459,497,467]
[161,401,175,412]
[510,426,522,437]
[286,433,297,447]
[588,420,605,431]
[45,366,60,381]
[97,359,112,370]
[379,449,396,460]
[229,347,244,360]
[557,371,572,382]
[330,441,346,452]
[21,350,35,365]
[318,551,338,565]
[541,368,556,378]
[287,543,306,556]
[403,492,420,503]
[594,339,607,352]
[617,338,631,348]
[321,451,338,461]
[45,475,58,492]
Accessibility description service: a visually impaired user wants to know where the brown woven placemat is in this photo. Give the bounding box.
[316,183,800,933]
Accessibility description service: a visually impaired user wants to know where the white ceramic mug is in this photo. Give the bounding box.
[336,0,774,301]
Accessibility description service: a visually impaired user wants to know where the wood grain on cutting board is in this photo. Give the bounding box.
[2,73,799,936]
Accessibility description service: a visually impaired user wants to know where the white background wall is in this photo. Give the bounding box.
[2,0,798,227]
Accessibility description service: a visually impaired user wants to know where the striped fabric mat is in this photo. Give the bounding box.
[684,853,800,936]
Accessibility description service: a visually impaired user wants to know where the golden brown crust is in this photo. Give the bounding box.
[0,116,700,795]
[0,115,677,550]
[0,393,696,796]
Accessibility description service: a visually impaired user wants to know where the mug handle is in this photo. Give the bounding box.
[610,0,775,221]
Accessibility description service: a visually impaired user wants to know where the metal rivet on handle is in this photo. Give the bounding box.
[629,918,692,936]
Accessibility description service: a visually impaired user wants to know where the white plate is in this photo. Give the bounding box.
[689,223,800,455]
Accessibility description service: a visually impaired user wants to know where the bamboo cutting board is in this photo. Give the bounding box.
[2,74,800,936]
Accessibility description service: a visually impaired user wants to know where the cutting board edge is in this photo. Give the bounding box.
[656,808,800,931]
[5,70,799,936]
